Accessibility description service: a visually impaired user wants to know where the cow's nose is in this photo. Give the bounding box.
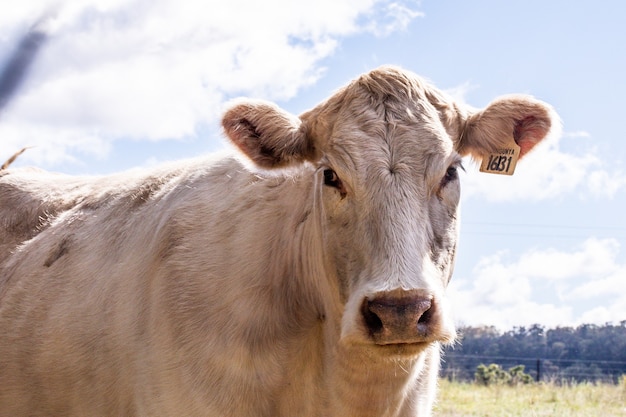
[361,292,434,344]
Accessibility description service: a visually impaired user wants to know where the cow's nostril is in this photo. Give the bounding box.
[418,305,432,324]
[361,300,383,335]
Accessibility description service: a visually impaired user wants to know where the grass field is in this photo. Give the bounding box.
[434,379,626,416]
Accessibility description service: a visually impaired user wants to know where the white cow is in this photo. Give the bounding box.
[0,66,556,416]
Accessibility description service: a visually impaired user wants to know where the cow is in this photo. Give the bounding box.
[0,66,556,416]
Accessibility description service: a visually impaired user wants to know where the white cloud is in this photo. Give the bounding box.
[515,238,620,280]
[562,130,591,139]
[444,81,479,103]
[566,267,626,300]
[462,131,626,202]
[362,1,424,36]
[0,0,423,167]
[449,238,626,329]
[586,169,626,198]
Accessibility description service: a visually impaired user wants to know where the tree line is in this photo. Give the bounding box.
[441,322,626,383]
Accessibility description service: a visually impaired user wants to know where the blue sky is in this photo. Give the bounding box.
[2,0,625,329]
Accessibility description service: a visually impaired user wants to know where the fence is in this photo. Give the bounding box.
[441,353,626,384]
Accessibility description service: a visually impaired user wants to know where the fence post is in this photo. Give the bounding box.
[536,358,541,382]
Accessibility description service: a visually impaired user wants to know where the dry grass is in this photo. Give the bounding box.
[1,147,28,170]
[434,378,626,417]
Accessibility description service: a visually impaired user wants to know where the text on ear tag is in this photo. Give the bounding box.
[479,138,521,176]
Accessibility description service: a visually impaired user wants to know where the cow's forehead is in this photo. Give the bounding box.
[323,72,456,185]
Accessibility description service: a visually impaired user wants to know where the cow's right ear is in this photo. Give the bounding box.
[222,99,316,169]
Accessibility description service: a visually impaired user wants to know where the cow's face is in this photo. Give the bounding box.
[312,83,461,353]
[223,66,556,356]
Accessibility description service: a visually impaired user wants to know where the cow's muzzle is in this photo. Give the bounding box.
[360,290,440,345]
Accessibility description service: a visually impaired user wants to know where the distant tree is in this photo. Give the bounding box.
[549,341,567,359]
[443,323,626,383]
[456,325,501,355]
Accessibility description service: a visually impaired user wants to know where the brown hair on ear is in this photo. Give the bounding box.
[458,95,557,160]
[222,99,316,169]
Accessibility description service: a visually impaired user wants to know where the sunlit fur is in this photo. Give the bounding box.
[0,66,556,416]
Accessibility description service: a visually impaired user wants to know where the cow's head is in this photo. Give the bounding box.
[222,66,556,355]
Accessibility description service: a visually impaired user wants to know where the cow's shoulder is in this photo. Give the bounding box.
[0,168,78,263]
[0,154,245,267]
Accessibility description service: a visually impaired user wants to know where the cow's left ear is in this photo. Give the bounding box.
[222,99,316,169]
[456,95,558,160]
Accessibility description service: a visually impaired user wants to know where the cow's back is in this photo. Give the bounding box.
[0,168,79,266]
[0,158,217,265]
[0,155,273,415]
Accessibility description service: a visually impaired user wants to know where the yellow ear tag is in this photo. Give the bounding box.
[479,137,521,176]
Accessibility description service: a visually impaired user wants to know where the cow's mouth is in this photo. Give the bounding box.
[371,340,433,357]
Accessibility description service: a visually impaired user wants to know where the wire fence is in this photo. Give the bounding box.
[441,353,626,384]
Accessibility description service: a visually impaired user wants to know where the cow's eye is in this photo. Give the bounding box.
[323,168,347,198]
[440,163,463,188]
[323,169,341,188]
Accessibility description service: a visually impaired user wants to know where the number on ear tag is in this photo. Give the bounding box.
[479,138,521,176]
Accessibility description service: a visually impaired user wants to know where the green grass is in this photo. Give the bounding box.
[434,379,626,417]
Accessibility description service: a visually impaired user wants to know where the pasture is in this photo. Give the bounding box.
[435,378,626,416]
